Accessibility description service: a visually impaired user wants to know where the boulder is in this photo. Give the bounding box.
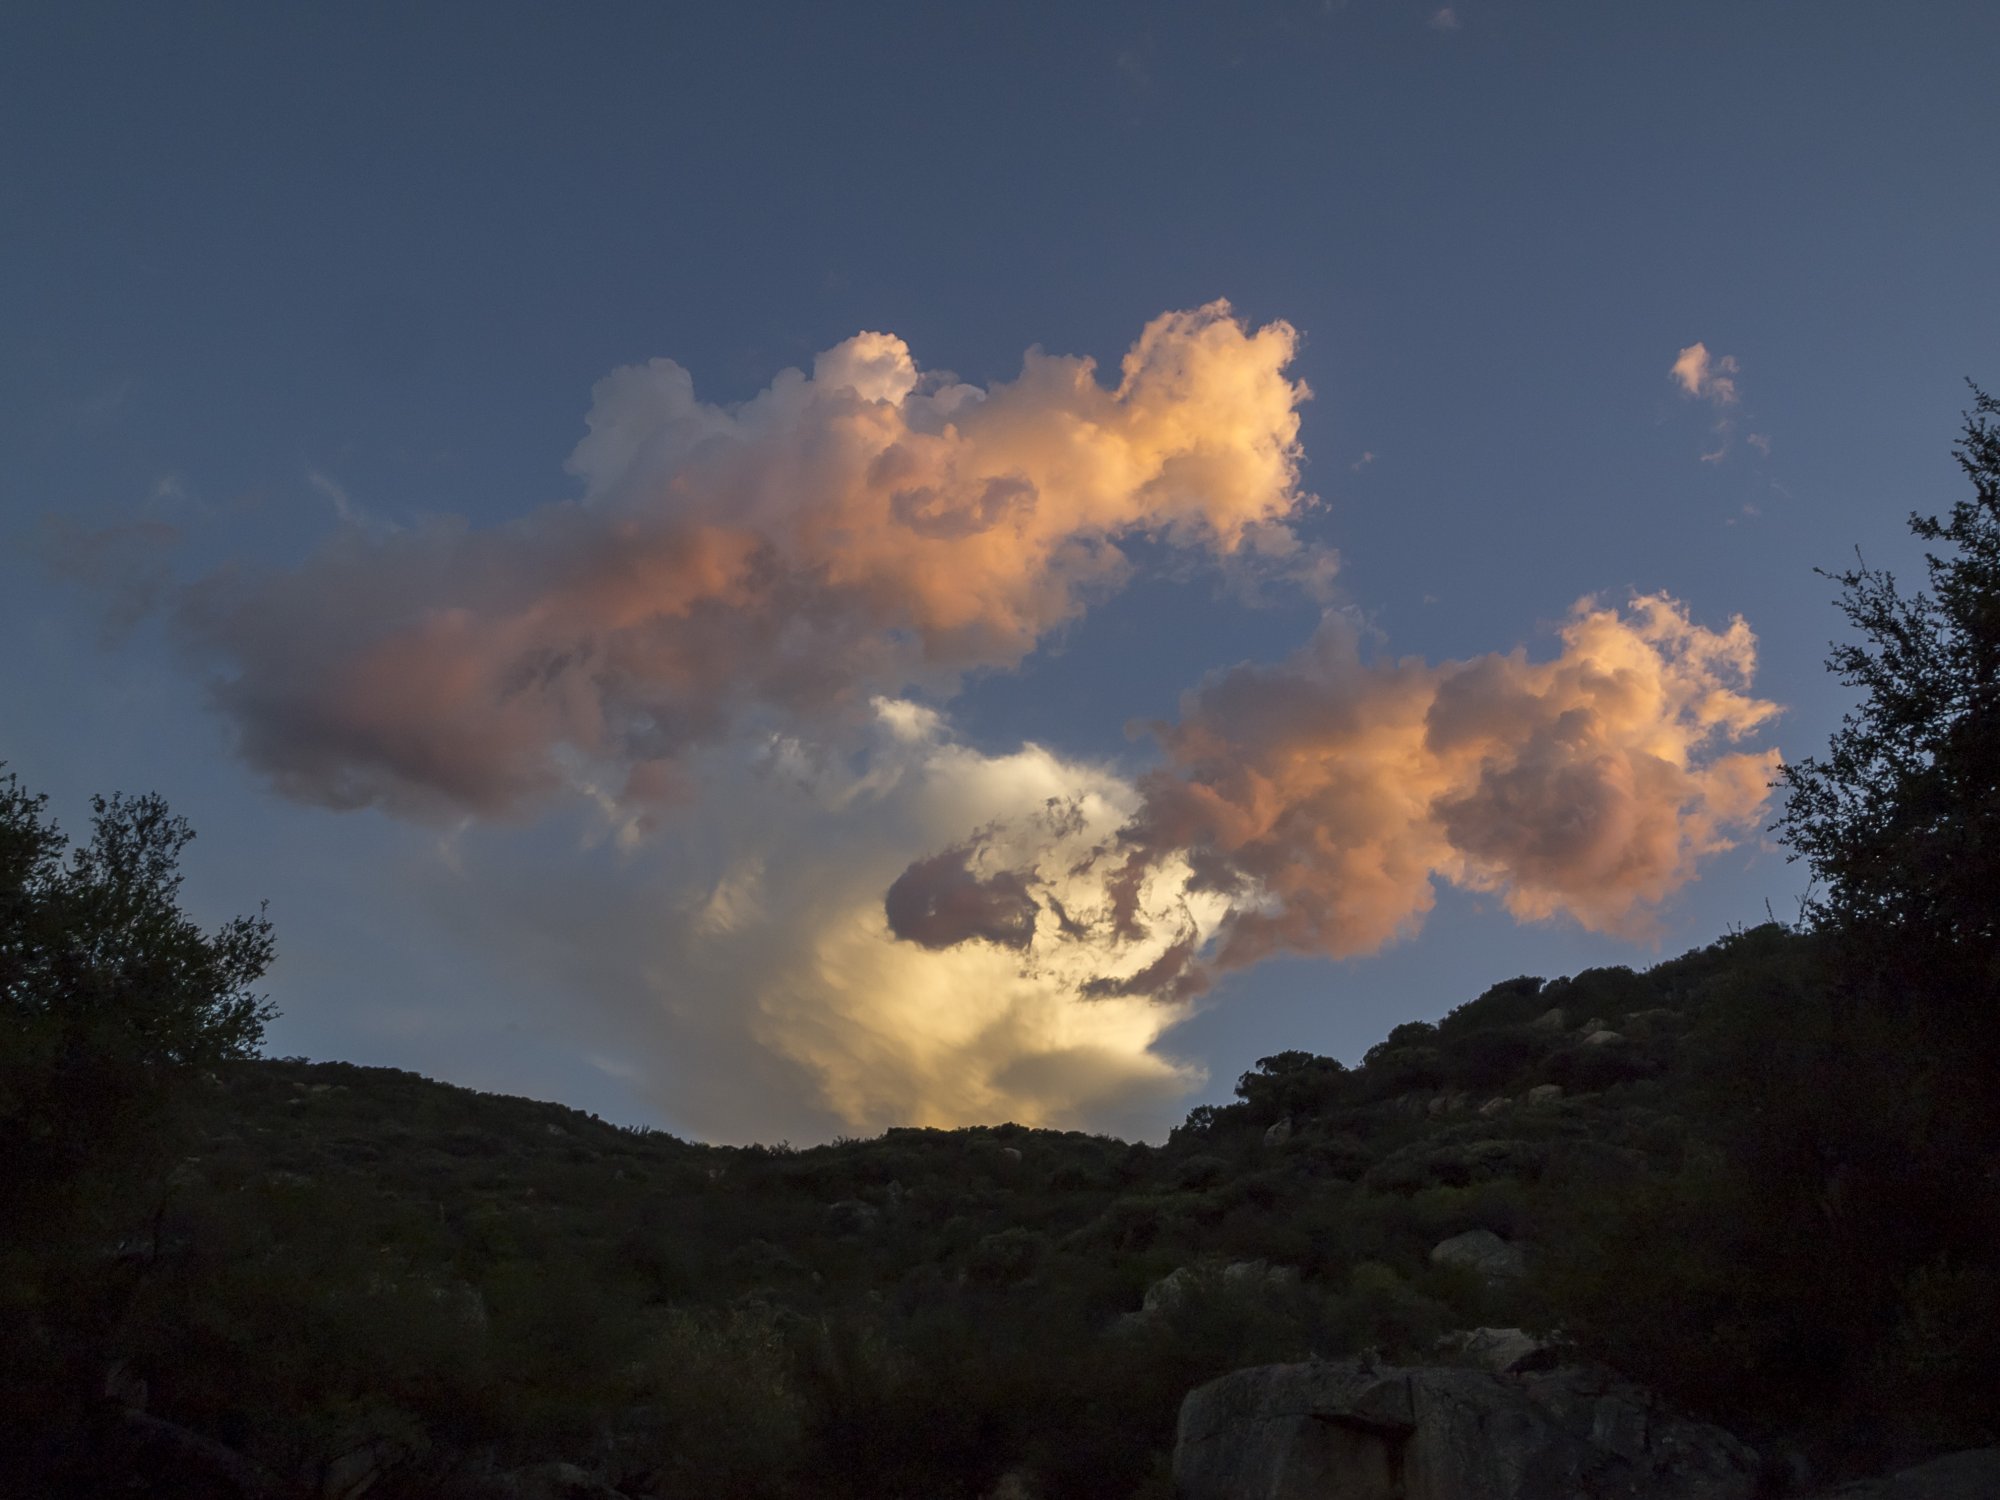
[1135,1261,1298,1322]
[1264,1117,1294,1147]
[1431,1229,1526,1281]
[1810,1449,2000,1499]
[824,1198,880,1234]
[1583,1029,1623,1047]
[1224,1259,1300,1292]
[1478,1096,1511,1117]
[998,1145,1024,1164]
[1436,1327,1560,1374]
[1526,1083,1564,1106]
[1530,1006,1568,1031]
[1143,1264,1203,1316]
[1173,1358,1758,1500]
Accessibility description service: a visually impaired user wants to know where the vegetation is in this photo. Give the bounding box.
[4,391,1997,1495]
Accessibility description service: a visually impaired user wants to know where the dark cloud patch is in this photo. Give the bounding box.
[883,844,1040,951]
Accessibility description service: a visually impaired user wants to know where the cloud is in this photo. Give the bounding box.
[98,303,1783,1143]
[1671,342,1739,405]
[893,594,1780,1000]
[1428,7,1461,31]
[419,701,1211,1142]
[178,304,1311,819]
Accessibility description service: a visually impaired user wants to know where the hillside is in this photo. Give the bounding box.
[16,921,1906,1499]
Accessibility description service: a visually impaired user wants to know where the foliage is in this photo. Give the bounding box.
[1778,385,2000,1012]
[1,773,275,1216]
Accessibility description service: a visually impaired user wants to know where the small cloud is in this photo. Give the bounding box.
[307,469,363,526]
[1746,432,1771,457]
[1428,6,1461,30]
[1671,342,1739,405]
[1350,450,1376,472]
[1700,445,1728,464]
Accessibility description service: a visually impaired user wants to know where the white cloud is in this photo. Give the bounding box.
[419,701,1209,1143]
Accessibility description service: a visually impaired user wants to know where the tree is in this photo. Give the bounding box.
[1777,384,2000,1022]
[0,769,276,1228]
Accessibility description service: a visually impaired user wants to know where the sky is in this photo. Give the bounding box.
[4,2,1997,1145]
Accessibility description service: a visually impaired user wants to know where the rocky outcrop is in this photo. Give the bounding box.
[1173,1358,1758,1500]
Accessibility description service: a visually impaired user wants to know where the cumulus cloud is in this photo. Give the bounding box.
[177,304,1311,819]
[1671,342,1739,405]
[105,304,1786,1142]
[892,594,1780,1000]
[420,700,1212,1142]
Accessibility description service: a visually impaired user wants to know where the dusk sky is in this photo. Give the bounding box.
[5,3,1996,1144]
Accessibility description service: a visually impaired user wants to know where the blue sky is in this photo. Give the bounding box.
[5,2,1996,1142]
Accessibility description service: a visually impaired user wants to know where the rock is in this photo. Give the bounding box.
[510,1462,627,1499]
[1173,1358,1758,1500]
[1580,1017,1609,1033]
[1526,1083,1564,1106]
[1583,1029,1623,1046]
[1436,1327,1561,1374]
[1263,1117,1294,1147]
[1530,1006,1568,1031]
[1479,1096,1512,1117]
[1430,1229,1527,1280]
[1427,1091,1469,1117]
[998,1145,1023,1164]
[1137,1261,1297,1322]
[824,1198,880,1234]
[1143,1265,1203,1316]
[1223,1259,1299,1292]
[1810,1448,2000,1499]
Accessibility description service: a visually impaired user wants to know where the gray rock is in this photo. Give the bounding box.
[1583,1029,1623,1046]
[1437,1327,1560,1374]
[1479,1096,1512,1117]
[1137,1261,1297,1321]
[1224,1259,1299,1292]
[1143,1264,1204,1316]
[998,1145,1023,1164]
[824,1198,880,1234]
[1530,1006,1568,1031]
[1431,1229,1526,1280]
[1811,1448,2000,1499]
[1526,1083,1564,1106]
[1173,1359,1757,1500]
[1263,1117,1294,1147]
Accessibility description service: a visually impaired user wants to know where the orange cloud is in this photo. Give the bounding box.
[1671,342,1739,405]
[186,303,1312,817]
[894,594,1780,998]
